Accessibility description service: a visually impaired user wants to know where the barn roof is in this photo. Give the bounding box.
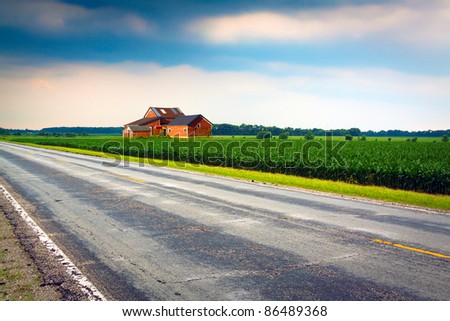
[125,111,211,128]
[125,117,159,126]
[167,114,204,126]
[128,125,152,132]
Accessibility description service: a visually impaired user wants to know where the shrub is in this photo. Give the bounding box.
[443,135,449,143]
[279,132,289,140]
[256,130,271,139]
[345,134,353,141]
[304,131,314,140]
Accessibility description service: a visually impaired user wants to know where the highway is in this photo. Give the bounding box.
[0,141,449,300]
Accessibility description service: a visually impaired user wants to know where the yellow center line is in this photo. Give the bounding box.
[373,239,450,259]
[373,239,392,245]
[122,175,146,183]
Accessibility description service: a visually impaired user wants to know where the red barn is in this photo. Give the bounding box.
[123,107,212,138]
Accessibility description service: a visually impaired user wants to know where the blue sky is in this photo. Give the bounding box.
[0,0,449,130]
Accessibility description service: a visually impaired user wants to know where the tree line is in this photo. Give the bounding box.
[212,124,450,137]
[1,125,449,137]
[0,127,123,136]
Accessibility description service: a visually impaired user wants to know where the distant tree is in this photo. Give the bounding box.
[406,138,411,142]
[256,130,271,139]
[304,131,314,140]
[443,134,449,143]
[345,134,353,141]
[279,132,289,140]
[349,128,361,136]
[411,137,418,142]
[388,137,392,142]
[359,135,367,141]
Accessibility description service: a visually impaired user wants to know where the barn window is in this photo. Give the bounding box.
[197,123,201,128]
[160,109,167,114]
[184,128,187,132]
[168,128,171,132]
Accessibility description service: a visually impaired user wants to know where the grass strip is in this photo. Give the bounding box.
[6,141,450,211]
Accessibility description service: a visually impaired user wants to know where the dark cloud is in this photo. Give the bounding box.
[0,0,155,36]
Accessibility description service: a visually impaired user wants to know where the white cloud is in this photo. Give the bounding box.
[265,62,450,99]
[0,0,154,36]
[188,1,450,47]
[0,61,448,131]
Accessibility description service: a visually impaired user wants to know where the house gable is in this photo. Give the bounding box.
[187,116,213,137]
[144,107,184,118]
[167,114,212,137]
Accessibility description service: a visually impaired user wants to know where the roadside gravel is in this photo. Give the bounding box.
[0,178,89,301]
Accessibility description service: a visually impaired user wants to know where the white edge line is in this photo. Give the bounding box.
[0,185,106,301]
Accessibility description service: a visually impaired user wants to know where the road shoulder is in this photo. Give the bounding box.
[0,178,89,301]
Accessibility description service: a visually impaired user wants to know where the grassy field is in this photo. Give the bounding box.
[1,135,449,210]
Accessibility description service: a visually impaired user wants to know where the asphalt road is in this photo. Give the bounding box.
[0,141,449,300]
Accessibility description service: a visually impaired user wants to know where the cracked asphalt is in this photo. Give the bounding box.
[0,142,449,300]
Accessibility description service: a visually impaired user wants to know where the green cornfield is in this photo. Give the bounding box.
[3,135,449,195]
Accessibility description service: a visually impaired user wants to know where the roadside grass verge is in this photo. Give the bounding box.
[0,202,56,300]
[5,141,450,211]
